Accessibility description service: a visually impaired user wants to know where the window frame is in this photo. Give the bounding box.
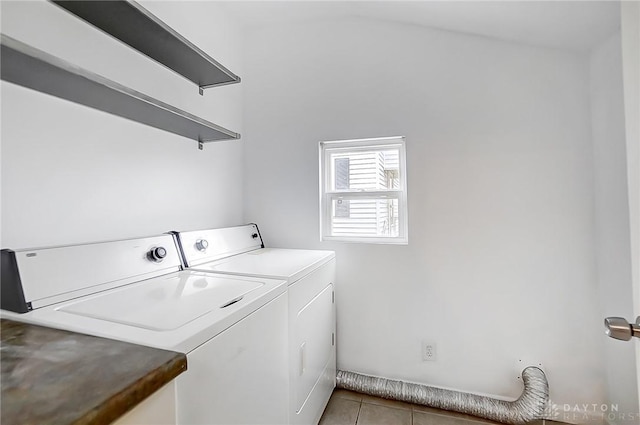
[319,136,408,244]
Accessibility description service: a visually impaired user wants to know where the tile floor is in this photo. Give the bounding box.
[319,389,548,425]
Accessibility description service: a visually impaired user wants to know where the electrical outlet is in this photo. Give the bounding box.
[422,341,436,361]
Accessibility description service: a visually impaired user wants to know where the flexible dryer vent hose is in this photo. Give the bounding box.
[336,367,548,425]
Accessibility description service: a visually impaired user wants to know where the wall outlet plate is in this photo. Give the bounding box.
[422,341,436,361]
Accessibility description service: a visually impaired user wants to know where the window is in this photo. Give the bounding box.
[319,136,408,244]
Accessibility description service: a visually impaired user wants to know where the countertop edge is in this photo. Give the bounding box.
[75,352,187,425]
[1,319,188,425]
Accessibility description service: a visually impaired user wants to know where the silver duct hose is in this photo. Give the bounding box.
[336,367,548,425]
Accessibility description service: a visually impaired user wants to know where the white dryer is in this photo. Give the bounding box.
[175,224,336,425]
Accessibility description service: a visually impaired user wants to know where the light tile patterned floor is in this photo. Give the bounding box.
[319,389,549,425]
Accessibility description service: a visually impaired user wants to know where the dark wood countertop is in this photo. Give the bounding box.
[0,319,187,425]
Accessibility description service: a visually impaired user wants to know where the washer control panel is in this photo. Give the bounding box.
[6,234,182,311]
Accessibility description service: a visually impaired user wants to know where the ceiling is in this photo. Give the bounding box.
[219,1,622,52]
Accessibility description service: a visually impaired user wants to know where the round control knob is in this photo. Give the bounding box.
[195,239,209,252]
[148,246,167,263]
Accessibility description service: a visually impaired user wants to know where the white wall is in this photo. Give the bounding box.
[589,31,639,424]
[0,1,244,248]
[242,17,606,410]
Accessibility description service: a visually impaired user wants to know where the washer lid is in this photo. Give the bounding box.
[59,271,262,331]
[193,248,335,283]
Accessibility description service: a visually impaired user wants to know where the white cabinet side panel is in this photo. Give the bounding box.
[112,381,177,425]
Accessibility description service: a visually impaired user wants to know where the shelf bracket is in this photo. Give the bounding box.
[198,140,204,150]
[199,87,204,96]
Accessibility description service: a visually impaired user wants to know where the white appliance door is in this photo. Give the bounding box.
[294,284,334,413]
[288,259,336,425]
[59,272,263,331]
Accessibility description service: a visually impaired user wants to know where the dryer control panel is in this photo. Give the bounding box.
[175,224,263,268]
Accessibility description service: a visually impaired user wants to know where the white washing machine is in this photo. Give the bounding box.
[0,234,290,425]
[174,224,336,425]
